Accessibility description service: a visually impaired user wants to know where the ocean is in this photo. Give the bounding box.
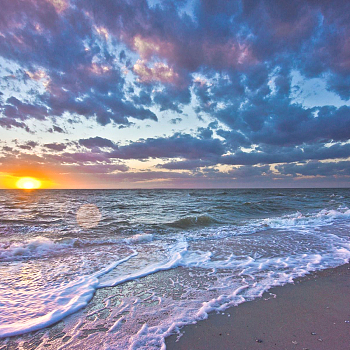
[0,188,350,349]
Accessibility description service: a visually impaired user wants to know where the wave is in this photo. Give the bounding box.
[0,232,159,262]
[124,233,154,244]
[2,227,350,345]
[0,237,76,262]
[0,241,187,339]
[262,207,350,230]
[0,251,138,338]
[168,215,218,229]
[99,241,187,288]
[117,242,350,349]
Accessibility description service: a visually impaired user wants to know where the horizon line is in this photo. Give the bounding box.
[1,186,349,190]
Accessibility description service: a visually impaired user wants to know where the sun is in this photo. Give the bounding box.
[16,177,42,189]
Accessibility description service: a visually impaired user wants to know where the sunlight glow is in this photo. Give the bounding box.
[76,204,101,228]
[16,177,42,189]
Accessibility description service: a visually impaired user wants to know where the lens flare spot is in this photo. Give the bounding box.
[16,177,41,189]
[76,204,101,229]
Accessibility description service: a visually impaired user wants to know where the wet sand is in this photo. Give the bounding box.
[166,263,350,350]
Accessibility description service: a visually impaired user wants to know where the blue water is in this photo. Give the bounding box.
[0,189,350,349]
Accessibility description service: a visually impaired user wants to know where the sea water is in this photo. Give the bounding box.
[0,189,349,349]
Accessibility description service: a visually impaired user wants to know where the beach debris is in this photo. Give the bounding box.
[311,332,316,335]
[255,339,263,343]
[292,340,298,344]
[318,338,323,342]
[345,320,350,323]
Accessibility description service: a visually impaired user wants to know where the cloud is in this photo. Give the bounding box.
[170,117,182,124]
[131,89,152,106]
[276,161,350,177]
[160,159,216,170]
[17,141,38,150]
[132,35,175,61]
[56,152,111,164]
[0,0,158,129]
[133,60,180,85]
[43,143,67,151]
[107,133,225,160]
[220,143,350,166]
[2,97,48,122]
[50,125,65,133]
[0,117,30,131]
[153,85,191,113]
[1,0,350,186]
[79,136,117,150]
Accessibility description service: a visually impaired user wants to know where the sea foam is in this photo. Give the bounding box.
[0,251,137,338]
[0,237,75,262]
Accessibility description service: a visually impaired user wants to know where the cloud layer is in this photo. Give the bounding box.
[0,0,350,187]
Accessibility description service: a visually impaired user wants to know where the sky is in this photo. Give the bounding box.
[0,0,350,189]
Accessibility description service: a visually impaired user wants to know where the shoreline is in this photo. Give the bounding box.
[1,262,349,349]
[165,263,350,350]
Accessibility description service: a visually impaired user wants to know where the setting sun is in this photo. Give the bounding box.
[16,177,42,189]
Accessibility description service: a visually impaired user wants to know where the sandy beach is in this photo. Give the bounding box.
[166,263,350,350]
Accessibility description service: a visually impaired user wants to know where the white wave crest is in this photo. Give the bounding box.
[0,237,75,262]
[124,233,154,244]
[263,207,350,229]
